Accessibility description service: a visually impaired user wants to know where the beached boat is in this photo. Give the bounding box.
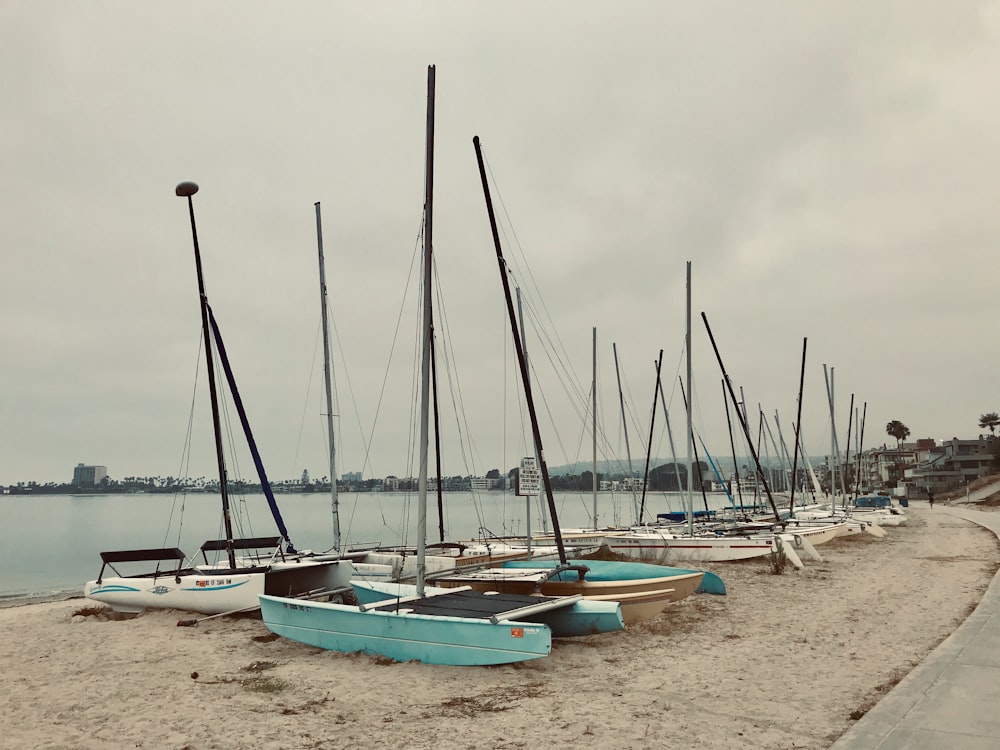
[85,182,351,616]
[602,527,781,564]
[258,590,552,666]
[305,201,461,585]
[259,67,611,664]
[849,494,908,526]
[429,139,724,624]
[588,266,791,568]
[434,559,708,625]
[87,537,350,616]
[790,503,888,537]
[351,581,624,637]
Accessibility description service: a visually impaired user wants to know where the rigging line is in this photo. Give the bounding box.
[430,257,483,480]
[289,320,322,482]
[510,331,547,530]
[359,218,424,485]
[483,182,591,436]
[481,155,576,392]
[618,361,648,456]
[217,348,255,540]
[321,254,386,541]
[677,335,712,463]
[428,259,493,531]
[166,329,205,551]
[519,301,591,444]
[518,293,591,411]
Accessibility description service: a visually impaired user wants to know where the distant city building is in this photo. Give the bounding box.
[470,476,500,491]
[73,463,107,488]
[904,435,998,495]
[342,471,362,483]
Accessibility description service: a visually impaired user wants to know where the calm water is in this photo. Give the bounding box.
[0,489,734,605]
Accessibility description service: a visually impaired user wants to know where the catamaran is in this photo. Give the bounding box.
[84,182,351,616]
[258,66,622,666]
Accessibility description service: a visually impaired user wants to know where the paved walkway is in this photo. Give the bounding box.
[831,503,1000,749]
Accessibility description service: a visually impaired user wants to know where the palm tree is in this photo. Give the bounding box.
[886,420,910,447]
[978,412,1000,436]
[885,420,911,485]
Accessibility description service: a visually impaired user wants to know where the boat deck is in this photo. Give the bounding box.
[364,588,572,620]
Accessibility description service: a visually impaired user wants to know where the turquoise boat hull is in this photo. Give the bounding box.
[500,559,727,595]
[352,581,625,637]
[258,594,551,666]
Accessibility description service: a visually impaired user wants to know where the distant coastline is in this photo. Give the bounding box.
[0,457,733,497]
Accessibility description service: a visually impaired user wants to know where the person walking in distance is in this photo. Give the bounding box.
[927,489,935,509]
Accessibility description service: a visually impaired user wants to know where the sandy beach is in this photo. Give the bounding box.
[2,505,996,750]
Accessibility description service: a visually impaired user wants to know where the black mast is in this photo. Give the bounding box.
[473,136,566,565]
[701,312,782,524]
[638,350,664,525]
[788,338,808,512]
[175,181,237,569]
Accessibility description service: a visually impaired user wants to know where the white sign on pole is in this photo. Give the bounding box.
[517,456,541,496]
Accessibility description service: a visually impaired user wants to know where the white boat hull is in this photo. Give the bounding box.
[603,531,778,563]
[85,560,351,615]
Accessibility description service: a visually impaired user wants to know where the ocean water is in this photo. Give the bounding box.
[0,489,735,606]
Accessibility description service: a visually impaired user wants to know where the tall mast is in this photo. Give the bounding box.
[314,202,341,551]
[612,342,638,524]
[685,261,694,534]
[175,181,237,569]
[474,135,567,565]
[416,64,436,595]
[638,350,663,525]
[788,338,808,511]
[702,311,782,523]
[591,326,598,528]
[823,364,841,512]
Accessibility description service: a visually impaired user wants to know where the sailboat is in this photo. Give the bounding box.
[84,182,352,616]
[258,66,620,666]
[307,201,458,584]
[432,137,710,624]
[600,264,804,567]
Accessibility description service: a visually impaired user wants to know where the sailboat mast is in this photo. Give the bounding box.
[417,64,436,595]
[701,311,782,523]
[592,326,598,528]
[314,202,341,551]
[685,261,694,535]
[823,364,841,511]
[638,350,663,525]
[855,402,867,493]
[612,342,638,524]
[175,181,237,570]
[664,404,684,496]
[788,338,808,511]
[473,135,567,565]
[430,330,446,543]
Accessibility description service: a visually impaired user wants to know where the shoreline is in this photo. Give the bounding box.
[2,506,997,749]
[0,589,82,610]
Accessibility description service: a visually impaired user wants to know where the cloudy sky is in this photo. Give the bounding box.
[2,2,998,488]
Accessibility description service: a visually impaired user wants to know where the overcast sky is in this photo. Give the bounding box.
[3,2,998,487]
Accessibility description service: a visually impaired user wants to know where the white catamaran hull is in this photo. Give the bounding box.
[603,530,779,563]
[85,559,351,615]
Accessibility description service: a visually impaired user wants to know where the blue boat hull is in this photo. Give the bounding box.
[500,559,726,595]
[258,594,551,666]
